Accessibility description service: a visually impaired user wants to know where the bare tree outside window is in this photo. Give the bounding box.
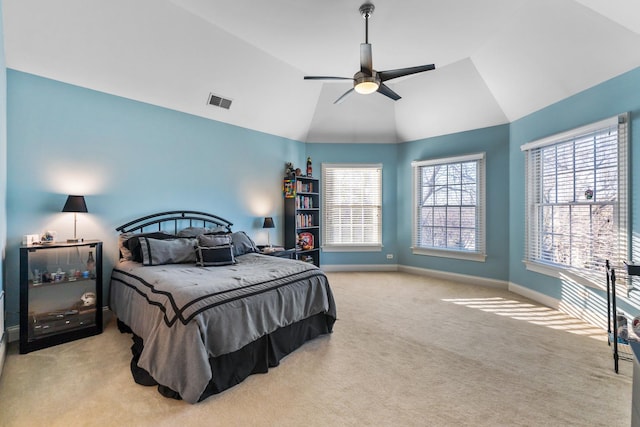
[522,114,628,279]
[536,132,618,270]
[413,153,485,260]
[418,161,478,251]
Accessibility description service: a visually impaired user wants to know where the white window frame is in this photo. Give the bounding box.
[411,153,486,262]
[521,113,629,286]
[322,163,383,252]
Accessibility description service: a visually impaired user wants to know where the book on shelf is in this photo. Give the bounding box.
[296,180,314,193]
[296,195,314,209]
[296,213,314,228]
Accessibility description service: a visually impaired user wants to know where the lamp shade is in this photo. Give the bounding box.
[62,195,88,213]
[262,217,275,229]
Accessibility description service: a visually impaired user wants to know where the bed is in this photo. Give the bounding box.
[108,210,337,403]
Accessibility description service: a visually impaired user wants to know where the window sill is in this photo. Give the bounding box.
[322,245,382,253]
[412,247,486,262]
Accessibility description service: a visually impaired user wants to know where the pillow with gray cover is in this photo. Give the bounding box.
[177,226,229,237]
[138,237,197,266]
[197,233,232,247]
[195,233,235,266]
[121,231,174,261]
[231,231,259,256]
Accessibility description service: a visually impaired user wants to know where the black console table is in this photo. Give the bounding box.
[607,260,640,373]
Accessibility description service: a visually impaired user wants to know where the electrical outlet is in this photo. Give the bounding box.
[386,254,394,260]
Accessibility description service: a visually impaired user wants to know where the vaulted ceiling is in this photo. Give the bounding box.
[4,0,640,143]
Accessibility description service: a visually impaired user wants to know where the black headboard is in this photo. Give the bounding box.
[115,210,233,234]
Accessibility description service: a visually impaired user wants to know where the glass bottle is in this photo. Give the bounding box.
[306,157,312,177]
[86,251,95,278]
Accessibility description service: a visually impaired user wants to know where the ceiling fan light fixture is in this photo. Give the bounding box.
[354,75,379,94]
[355,80,379,95]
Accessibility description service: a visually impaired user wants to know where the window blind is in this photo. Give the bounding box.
[522,114,628,280]
[322,164,382,249]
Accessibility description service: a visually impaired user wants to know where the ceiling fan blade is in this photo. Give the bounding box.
[377,83,401,101]
[378,64,436,82]
[334,88,355,105]
[360,43,373,75]
[304,76,353,81]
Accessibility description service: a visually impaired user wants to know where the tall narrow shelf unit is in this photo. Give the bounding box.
[284,175,321,267]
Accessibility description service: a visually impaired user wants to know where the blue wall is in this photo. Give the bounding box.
[5,64,640,329]
[509,67,640,305]
[396,125,511,281]
[5,70,304,327]
[0,0,7,355]
[306,125,510,279]
[305,143,398,267]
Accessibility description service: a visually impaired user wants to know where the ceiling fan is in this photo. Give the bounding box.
[304,3,436,104]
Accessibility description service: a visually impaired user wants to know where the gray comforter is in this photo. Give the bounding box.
[109,253,336,403]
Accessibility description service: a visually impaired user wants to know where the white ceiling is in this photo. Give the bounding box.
[4,0,640,143]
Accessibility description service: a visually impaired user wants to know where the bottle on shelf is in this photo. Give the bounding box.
[86,251,95,278]
[307,157,312,177]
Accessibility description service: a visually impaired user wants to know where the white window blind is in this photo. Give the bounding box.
[322,164,382,251]
[412,153,486,261]
[522,114,629,282]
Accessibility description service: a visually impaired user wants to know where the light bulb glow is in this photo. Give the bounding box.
[354,80,379,94]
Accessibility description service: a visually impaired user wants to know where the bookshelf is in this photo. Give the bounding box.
[284,175,320,267]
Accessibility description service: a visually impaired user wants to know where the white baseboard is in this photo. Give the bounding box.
[0,333,6,378]
[322,264,399,272]
[322,264,604,328]
[509,281,607,329]
[3,277,604,346]
[398,264,509,289]
[7,325,18,343]
[322,263,509,289]
[508,281,561,310]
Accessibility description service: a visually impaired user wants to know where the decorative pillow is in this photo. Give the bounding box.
[138,237,197,266]
[124,232,175,262]
[195,245,236,267]
[231,231,259,256]
[177,226,229,237]
[118,232,136,260]
[197,233,232,247]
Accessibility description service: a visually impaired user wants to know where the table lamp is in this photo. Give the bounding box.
[62,195,88,243]
[262,217,275,247]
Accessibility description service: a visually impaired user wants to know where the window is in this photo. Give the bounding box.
[521,114,628,281]
[412,153,486,261]
[322,164,382,251]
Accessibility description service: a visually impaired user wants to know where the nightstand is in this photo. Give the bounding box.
[259,247,296,260]
[19,240,103,354]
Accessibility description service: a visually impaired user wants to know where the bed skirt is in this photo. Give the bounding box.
[117,313,335,402]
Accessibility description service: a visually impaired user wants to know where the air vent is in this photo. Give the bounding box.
[207,93,232,110]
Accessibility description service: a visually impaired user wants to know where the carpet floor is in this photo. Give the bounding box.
[0,271,633,426]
